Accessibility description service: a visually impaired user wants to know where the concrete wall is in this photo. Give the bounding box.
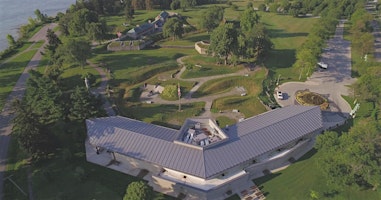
[114,152,163,175]
[195,42,208,55]
[152,173,251,200]
[246,137,315,180]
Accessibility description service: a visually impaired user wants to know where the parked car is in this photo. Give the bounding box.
[277,91,283,100]
[317,62,328,69]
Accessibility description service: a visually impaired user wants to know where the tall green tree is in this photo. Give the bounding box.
[200,6,224,32]
[124,4,135,22]
[240,8,260,33]
[69,86,105,121]
[123,181,153,200]
[209,23,238,65]
[86,21,106,44]
[58,38,91,67]
[162,17,184,41]
[6,34,16,47]
[25,70,65,124]
[11,100,54,159]
[34,9,47,23]
[316,120,381,190]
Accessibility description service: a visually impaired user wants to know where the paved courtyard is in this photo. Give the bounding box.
[276,20,356,129]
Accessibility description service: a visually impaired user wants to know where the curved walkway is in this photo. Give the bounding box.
[141,56,254,118]
[87,61,116,116]
[276,20,356,129]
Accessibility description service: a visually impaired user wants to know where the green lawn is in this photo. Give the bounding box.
[259,12,319,81]
[158,32,210,46]
[254,149,381,200]
[0,47,41,110]
[180,55,243,78]
[122,102,205,128]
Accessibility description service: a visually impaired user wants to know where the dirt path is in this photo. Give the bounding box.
[0,23,56,200]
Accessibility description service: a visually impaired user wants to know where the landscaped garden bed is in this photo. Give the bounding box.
[295,90,329,110]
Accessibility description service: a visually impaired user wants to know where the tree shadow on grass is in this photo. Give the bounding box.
[264,49,296,69]
[269,29,309,39]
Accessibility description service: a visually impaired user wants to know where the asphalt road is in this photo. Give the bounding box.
[276,20,356,129]
[0,23,56,200]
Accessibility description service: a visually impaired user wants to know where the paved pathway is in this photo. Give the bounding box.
[0,23,56,200]
[141,56,254,118]
[276,20,356,129]
[88,61,116,116]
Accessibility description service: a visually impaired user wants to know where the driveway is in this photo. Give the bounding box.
[276,20,356,129]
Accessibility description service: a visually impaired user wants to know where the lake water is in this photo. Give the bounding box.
[0,0,76,51]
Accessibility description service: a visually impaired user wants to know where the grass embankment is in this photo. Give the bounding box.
[212,70,268,118]
[0,41,44,110]
[181,55,242,78]
[254,149,381,200]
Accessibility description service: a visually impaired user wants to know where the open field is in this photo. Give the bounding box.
[0,42,43,110]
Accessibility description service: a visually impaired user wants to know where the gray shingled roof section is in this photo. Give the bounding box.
[203,106,323,177]
[86,117,207,177]
[86,105,322,179]
[87,116,179,141]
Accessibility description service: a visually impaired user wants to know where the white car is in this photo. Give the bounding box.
[317,62,328,69]
[277,91,283,100]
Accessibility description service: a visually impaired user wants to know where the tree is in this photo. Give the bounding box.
[11,99,53,159]
[69,86,105,121]
[353,67,381,103]
[240,8,260,33]
[34,9,47,23]
[123,181,153,200]
[171,0,180,10]
[200,6,224,32]
[209,23,238,65]
[293,48,317,79]
[44,29,62,62]
[316,121,381,190]
[6,34,16,47]
[58,39,91,67]
[124,4,135,22]
[86,21,106,44]
[25,70,65,124]
[162,17,184,41]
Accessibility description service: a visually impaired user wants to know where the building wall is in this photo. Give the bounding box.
[114,152,163,175]
[246,137,316,180]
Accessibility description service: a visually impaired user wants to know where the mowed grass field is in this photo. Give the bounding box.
[0,41,43,110]
[259,12,319,82]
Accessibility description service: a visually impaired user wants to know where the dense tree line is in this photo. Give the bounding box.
[11,28,105,160]
[261,0,363,18]
[12,69,105,159]
[315,1,381,191]
[292,0,367,79]
[316,120,381,190]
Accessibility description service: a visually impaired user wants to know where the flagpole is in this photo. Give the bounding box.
[178,83,181,111]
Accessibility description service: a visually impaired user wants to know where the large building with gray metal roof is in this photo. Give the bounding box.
[85,105,323,199]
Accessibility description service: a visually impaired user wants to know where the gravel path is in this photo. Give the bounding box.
[0,23,56,200]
